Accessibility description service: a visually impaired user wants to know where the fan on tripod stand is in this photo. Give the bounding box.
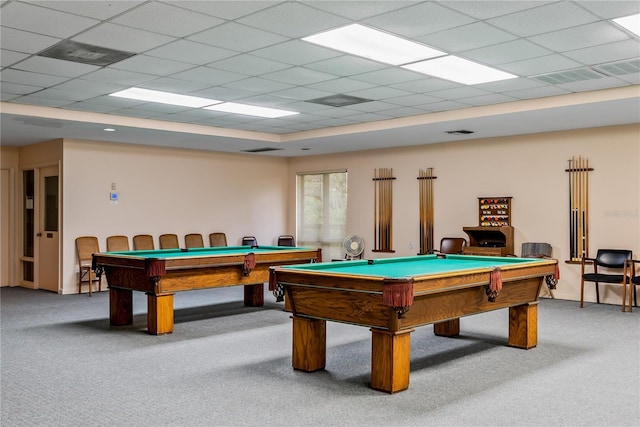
[343,235,364,260]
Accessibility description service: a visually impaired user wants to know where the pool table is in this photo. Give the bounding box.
[93,245,321,335]
[269,254,559,393]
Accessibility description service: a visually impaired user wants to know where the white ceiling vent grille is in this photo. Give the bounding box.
[531,68,609,85]
[593,59,640,76]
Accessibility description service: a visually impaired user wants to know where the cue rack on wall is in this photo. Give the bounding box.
[566,156,593,262]
[373,168,395,253]
[417,168,437,254]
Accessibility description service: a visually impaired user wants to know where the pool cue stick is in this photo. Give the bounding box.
[427,168,433,253]
[389,168,393,250]
[571,157,578,260]
[374,169,378,250]
[585,158,589,257]
[419,170,424,253]
[383,168,388,251]
[568,158,574,260]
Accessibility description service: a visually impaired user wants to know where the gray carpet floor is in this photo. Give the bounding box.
[1,286,638,427]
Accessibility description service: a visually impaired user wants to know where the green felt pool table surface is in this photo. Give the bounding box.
[277,254,547,278]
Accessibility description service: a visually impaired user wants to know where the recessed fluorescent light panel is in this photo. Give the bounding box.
[613,13,640,36]
[303,24,445,65]
[403,56,517,85]
[109,88,221,108]
[204,102,298,118]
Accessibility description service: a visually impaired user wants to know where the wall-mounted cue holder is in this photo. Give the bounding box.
[417,168,437,254]
[372,168,395,253]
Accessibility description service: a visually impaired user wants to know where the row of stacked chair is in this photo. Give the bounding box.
[75,233,296,296]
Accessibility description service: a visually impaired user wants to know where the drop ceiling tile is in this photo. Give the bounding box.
[171,66,247,86]
[110,55,196,75]
[1,69,70,87]
[345,86,413,100]
[0,27,61,54]
[0,93,20,101]
[463,93,519,106]
[499,54,583,76]
[64,101,120,114]
[529,22,630,52]
[350,68,426,86]
[146,40,237,65]
[1,2,99,38]
[197,86,258,102]
[262,67,337,86]
[385,94,445,107]
[342,101,400,113]
[112,2,222,37]
[504,85,571,100]
[187,22,287,52]
[306,1,420,20]
[564,39,640,65]
[251,40,342,66]
[81,68,157,86]
[29,1,144,19]
[440,1,554,19]
[462,39,552,65]
[487,2,600,37]
[208,55,291,76]
[235,94,296,108]
[12,56,99,77]
[71,95,148,109]
[576,1,640,20]
[380,106,428,117]
[31,87,97,102]
[10,95,73,107]
[224,77,293,94]
[307,78,376,93]
[417,22,518,53]
[362,2,474,37]
[304,55,388,76]
[339,112,391,122]
[417,100,470,112]
[52,79,126,98]
[0,49,29,67]
[1,82,42,96]
[389,77,461,93]
[175,1,281,20]
[72,23,176,53]
[428,86,494,100]
[237,2,350,38]
[270,86,334,101]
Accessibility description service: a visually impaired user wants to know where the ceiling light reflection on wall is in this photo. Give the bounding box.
[109,88,222,108]
[204,102,299,118]
[303,24,445,65]
[613,13,640,36]
[403,56,517,85]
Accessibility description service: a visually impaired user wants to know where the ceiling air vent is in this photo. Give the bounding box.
[242,147,284,153]
[445,129,474,135]
[593,59,640,76]
[531,67,608,85]
[38,40,135,66]
[306,94,372,107]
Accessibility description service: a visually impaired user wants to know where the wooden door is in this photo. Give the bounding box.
[37,165,59,292]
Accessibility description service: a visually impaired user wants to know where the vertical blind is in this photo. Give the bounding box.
[296,170,347,261]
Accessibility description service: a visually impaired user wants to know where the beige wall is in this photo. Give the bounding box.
[287,124,640,304]
[61,139,288,294]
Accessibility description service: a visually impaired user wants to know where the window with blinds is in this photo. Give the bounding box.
[296,171,347,261]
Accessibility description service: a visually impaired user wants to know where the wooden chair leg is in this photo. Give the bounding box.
[580,278,585,308]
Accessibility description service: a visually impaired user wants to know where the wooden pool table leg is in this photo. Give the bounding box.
[244,284,264,307]
[508,301,538,349]
[110,288,133,326]
[434,318,460,337]
[147,293,175,335]
[292,316,326,372]
[370,328,413,393]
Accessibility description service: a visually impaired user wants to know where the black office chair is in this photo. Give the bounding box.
[580,249,632,311]
[242,236,258,247]
[277,234,295,246]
